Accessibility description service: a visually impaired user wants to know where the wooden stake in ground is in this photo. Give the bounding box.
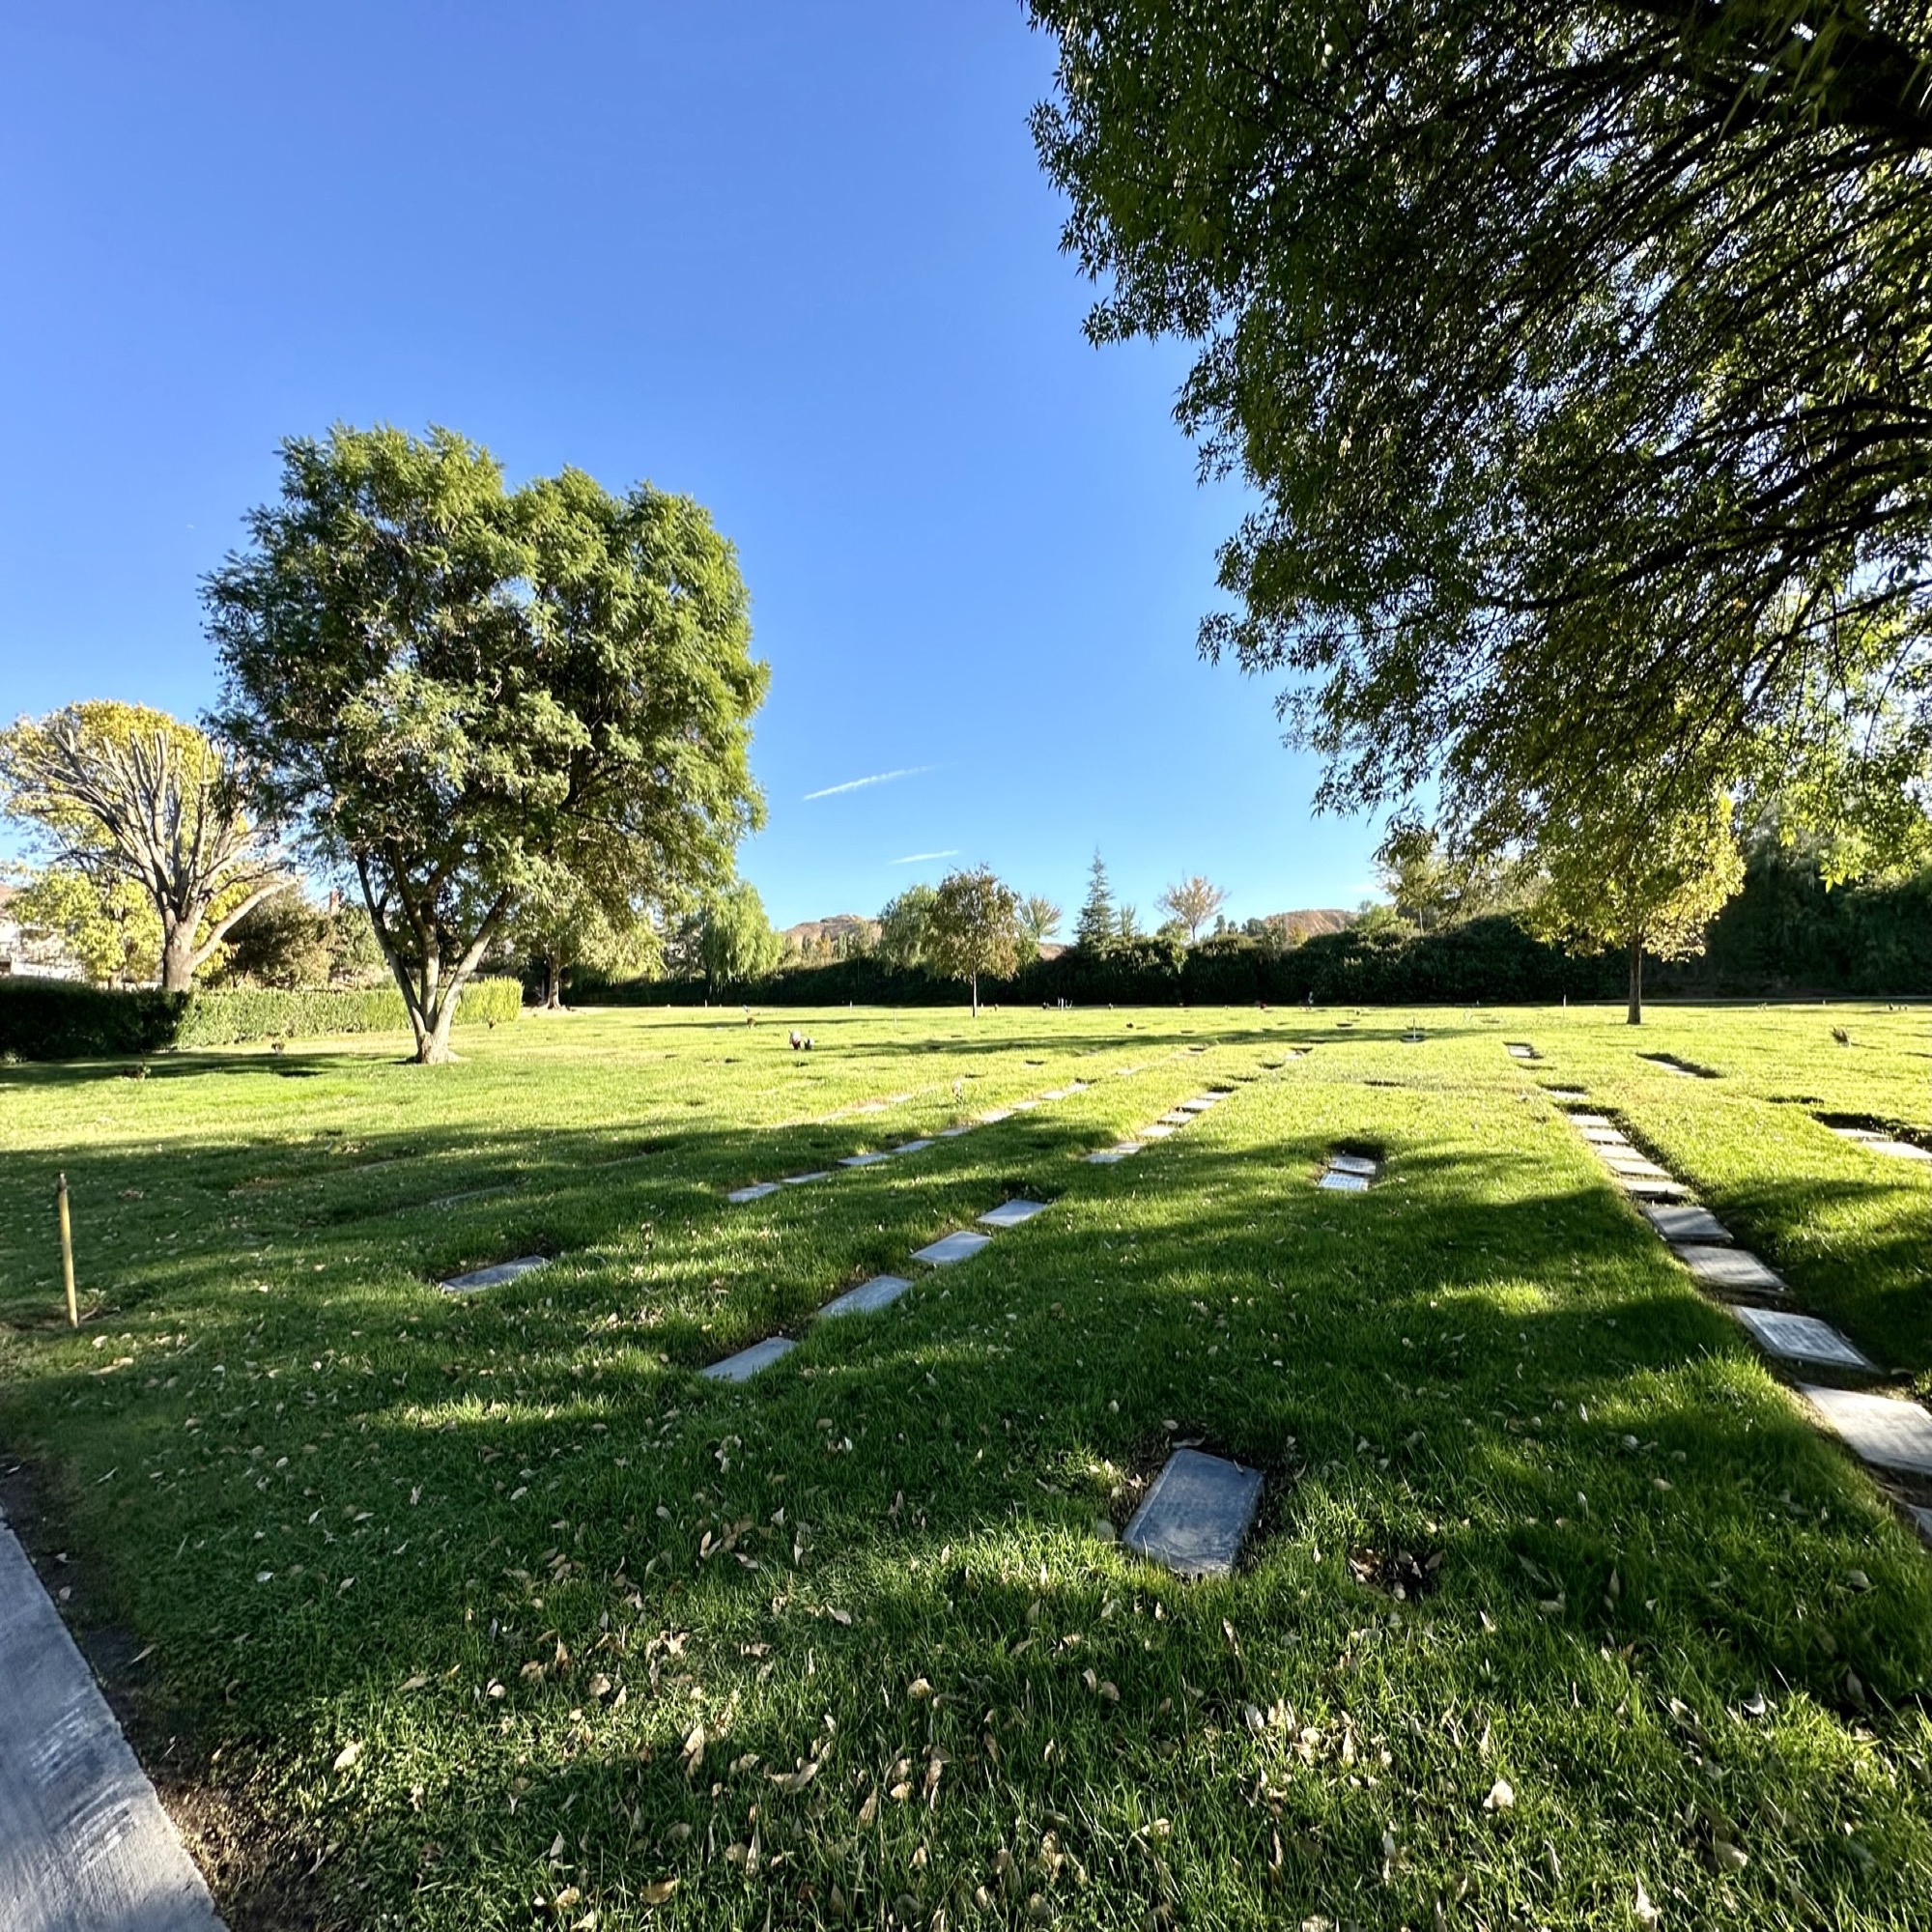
[56,1172,77,1328]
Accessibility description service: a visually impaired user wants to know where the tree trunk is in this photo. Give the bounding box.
[970,970,980,1018]
[544,953,564,1009]
[159,920,196,993]
[1627,936,1643,1026]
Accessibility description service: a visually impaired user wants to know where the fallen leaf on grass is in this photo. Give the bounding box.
[331,1742,362,1774]
[639,1879,678,1906]
[1483,1777,1515,1812]
[769,1759,820,1793]
[400,1674,429,1691]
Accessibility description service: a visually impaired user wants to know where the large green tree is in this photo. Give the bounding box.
[207,426,766,1062]
[0,701,290,990]
[925,866,1023,1017]
[876,883,939,972]
[1029,1,1932,850]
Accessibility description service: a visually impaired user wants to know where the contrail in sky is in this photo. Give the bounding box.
[802,765,935,801]
[890,849,959,865]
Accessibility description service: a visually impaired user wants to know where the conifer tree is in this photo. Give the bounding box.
[1075,849,1116,951]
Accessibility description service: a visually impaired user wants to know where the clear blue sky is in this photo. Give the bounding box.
[0,3,1383,929]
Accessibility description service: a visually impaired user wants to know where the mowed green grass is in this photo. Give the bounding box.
[0,1002,1928,1931]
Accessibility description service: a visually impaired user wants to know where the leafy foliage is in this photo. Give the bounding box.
[1029,0,1932,848]
[876,883,939,972]
[1529,783,1746,1020]
[699,881,782,994]
[7,866,161,983]
[1154,873,1229,942]
[207,425,765,1061]
[0,702,289,989]
[924,867,1024,1014]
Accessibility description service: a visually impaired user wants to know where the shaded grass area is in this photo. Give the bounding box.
[1,1005,1929,1930]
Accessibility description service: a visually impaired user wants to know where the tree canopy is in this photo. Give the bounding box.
[1074,850,1117,950]
[0,701,289,990]
[925,867,1023,1016]
[1156,873,1229,942]
[1529,781,1746,1023]
[207,425,766,1060]
[1029,0,1932,851]
[699,881,782,996]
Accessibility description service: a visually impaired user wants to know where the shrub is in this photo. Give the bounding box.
[0,976,524,1059]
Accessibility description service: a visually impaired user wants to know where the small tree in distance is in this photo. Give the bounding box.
[700,881,782,997]
[1156,873,1229,943]
[925,867,1022,1017]
[877,883,938,971]
[1074,850,1116,950]
[1019,894,1063,956]
[1529,781,1745,1024]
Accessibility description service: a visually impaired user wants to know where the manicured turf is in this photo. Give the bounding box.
[1,1003,1928,1929]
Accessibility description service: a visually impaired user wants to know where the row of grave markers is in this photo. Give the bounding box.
[1547,1082,1932,1547]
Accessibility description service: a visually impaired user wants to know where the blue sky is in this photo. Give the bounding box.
[0,3,1383,930]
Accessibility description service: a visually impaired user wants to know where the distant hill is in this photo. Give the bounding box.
[781,913,878,956]
[1260,907,1356,941]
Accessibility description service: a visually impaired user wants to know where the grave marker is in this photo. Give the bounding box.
[1733,1307,1871,1371]
[440,1256,549,1295]
[1319,1170,1372,1193]
[1800,1385,1932,1477]
[838,1151,892,1168]
[1122,1448,1264,1579]
[911,1230,993,1266]
[700,1336,796,1382]
[978,1199,1048,1230]
[1640,1203,1733,1245]
[781,1171,832,1185]
[893,1139,934,1155]
[1327,1153,1378,1177]
[820,1275,912,1320]
[727,1182,781,1204]
[1672,1244,1787,1294]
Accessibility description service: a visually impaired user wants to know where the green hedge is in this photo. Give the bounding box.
[0,976,524,1060]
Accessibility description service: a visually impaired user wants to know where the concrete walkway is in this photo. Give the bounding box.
[0,1504,223,1932]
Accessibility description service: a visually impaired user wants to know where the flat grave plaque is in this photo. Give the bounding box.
[1140,1122,1177,1139]
[839,1151,892,1168]
[1547,1088,1588,1101]
[978,1198,1048,1230]
[1673,1243,1786,1293]
[893,1139,934,1155]
[912,1230,994,1266]
[1319,1169,1372,1193]
[1086,1148,1137,1163]
[978,1108,1013,1124]
[1603,1155,1671,1180]
[781,1171,832,1185]
[1641,1202,1733,1244]
[938,1125,974,1139]
[440,1255,549,1295]
[1159,1112,1194,1126]
[1178,1097,1218,1113]
[1619,1176,1689,1201]
[700,1336,796,1382]
[820,1275,911,1320]
[727,1182,781,1204]
[1733,1306,1871,1370]
[1867,1138,1932,1163]
[1578,1124,1627,1143]
[1327,1153,1378,1177]
[1570,1113,1613,1128]
[1122,1448,1264,1580]
[1506,1042,1536,1059]
[1914,1506,1932,1549]
[1800,1385,1932,1477]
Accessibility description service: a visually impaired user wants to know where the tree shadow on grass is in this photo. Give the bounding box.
[7,1067,1932,1927]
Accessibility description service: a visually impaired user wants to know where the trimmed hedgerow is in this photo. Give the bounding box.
[0,976,524,1059]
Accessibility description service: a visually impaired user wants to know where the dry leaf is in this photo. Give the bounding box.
[331,1742,362,1774]
[769,1759,820,1793]
[400,1674,429,1691]
[1484,1777,1515,1812]
[639,1879,678,1906]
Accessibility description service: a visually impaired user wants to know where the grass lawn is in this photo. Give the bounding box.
[1,1001,1928,1929]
